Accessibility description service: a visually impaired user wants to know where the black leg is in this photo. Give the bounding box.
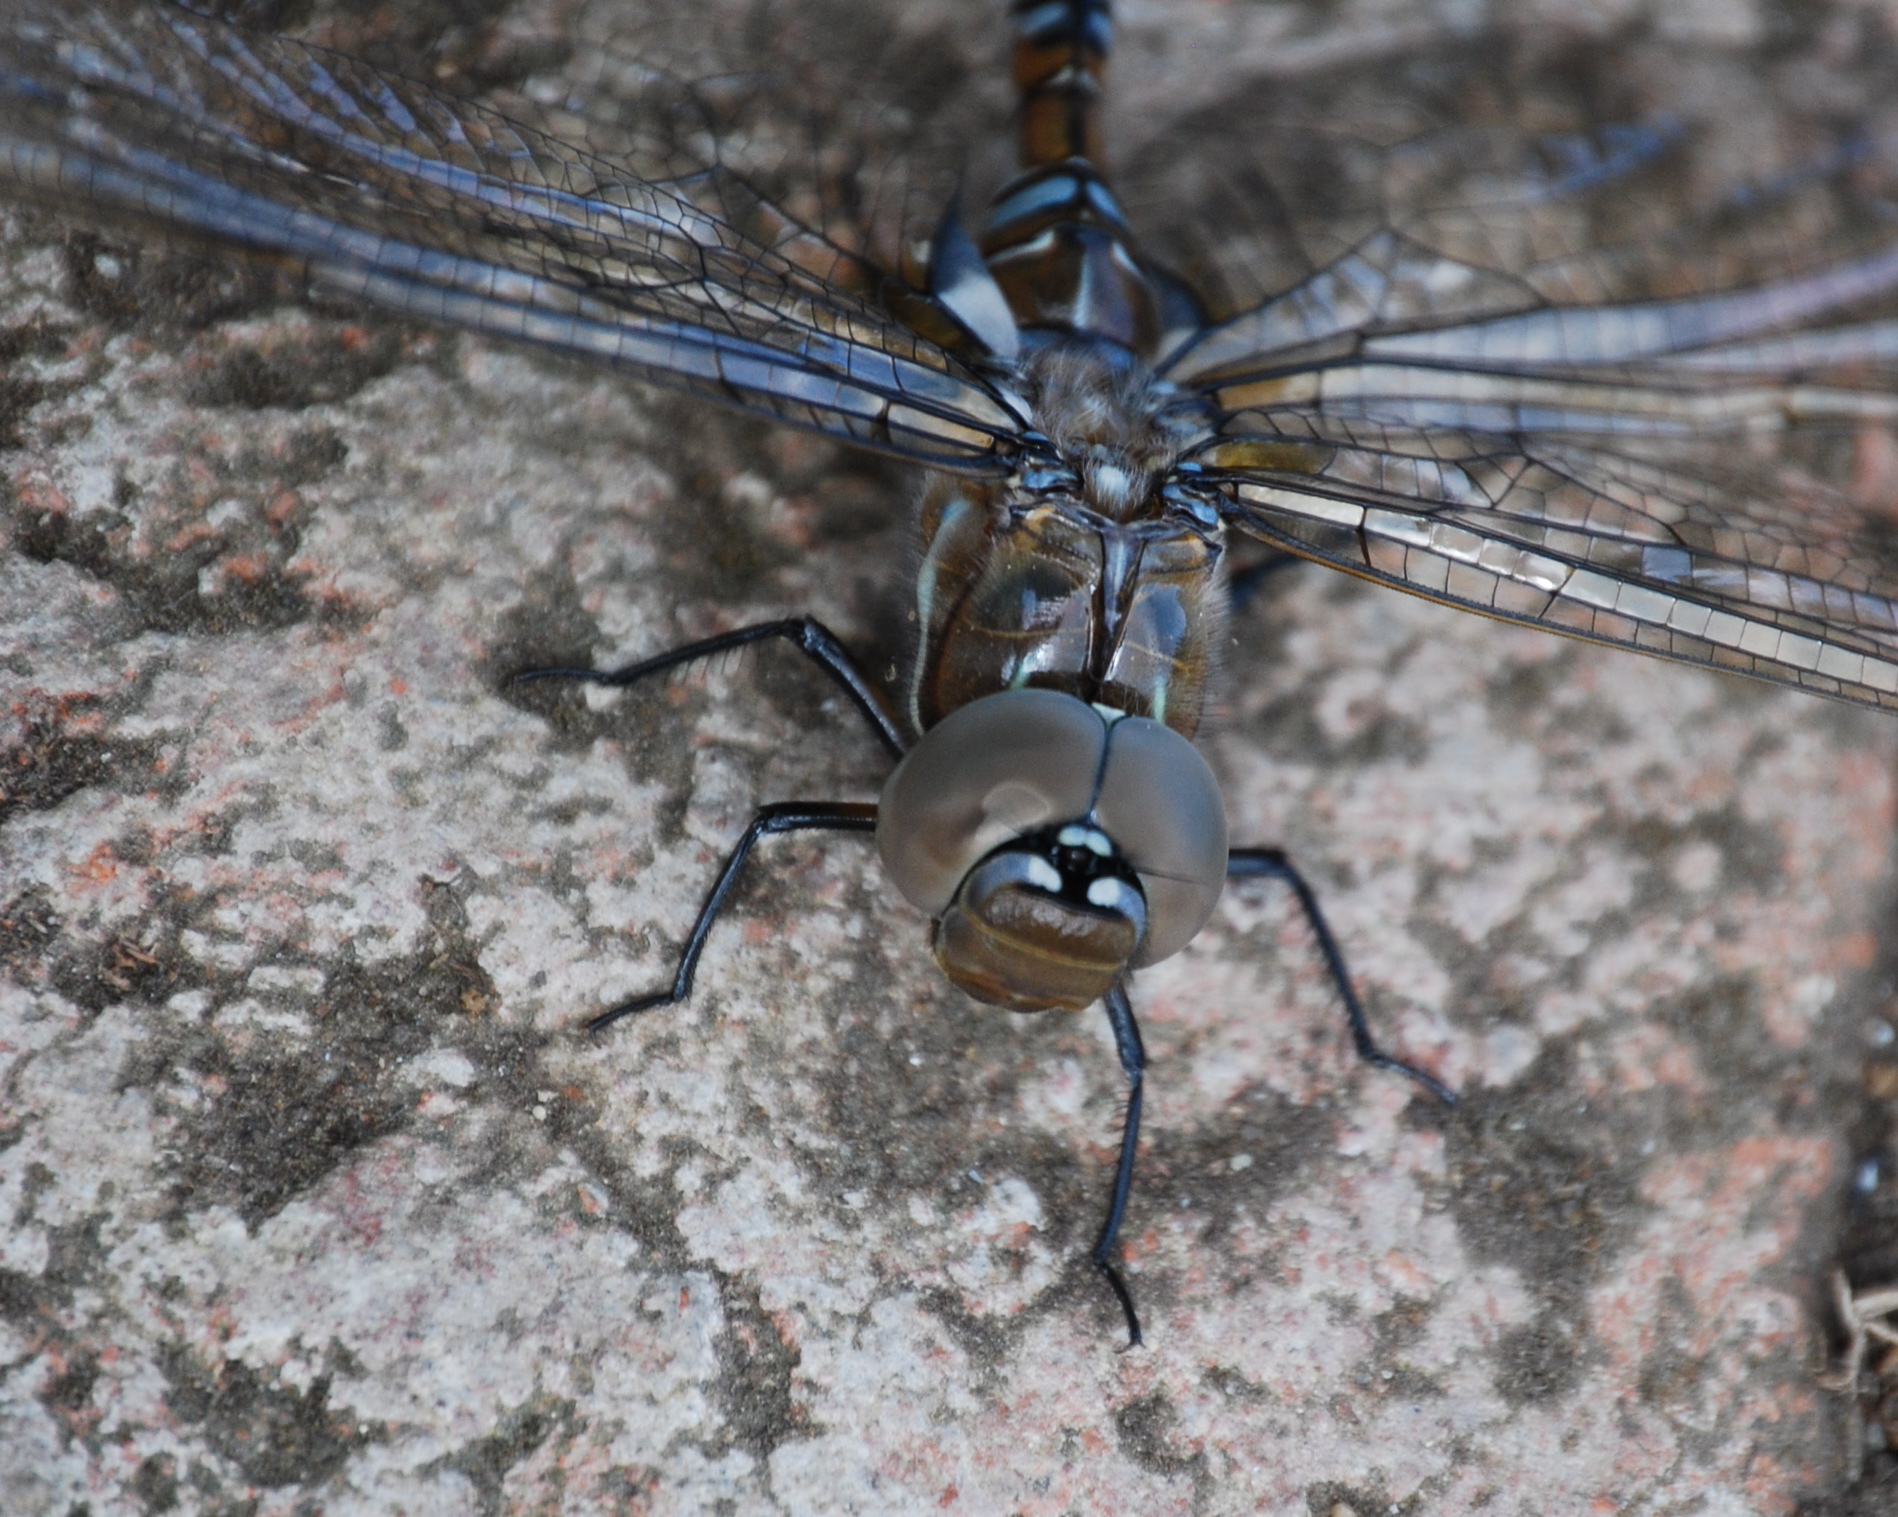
[515,616,908,760]
[1093,980,1147,1348]
[1227,848,1457,1106]
[587,801,879,1034]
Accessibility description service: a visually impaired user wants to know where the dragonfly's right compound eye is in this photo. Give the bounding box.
[877,689,1228,1011]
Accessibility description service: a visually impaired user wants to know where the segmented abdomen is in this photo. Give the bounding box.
[1010,0,1113,169]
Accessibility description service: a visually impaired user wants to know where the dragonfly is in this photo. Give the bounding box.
[6,0,1898,1345]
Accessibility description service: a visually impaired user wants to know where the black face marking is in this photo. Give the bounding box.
[976,821,1148,919]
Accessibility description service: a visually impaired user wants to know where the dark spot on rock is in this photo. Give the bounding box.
[0,1261,35,1317]
[1804,1454,1898,1516]
[1637,1332,1706,1417]
[1447,1047,1644,1406]
[0,700,162,825]
[52,900,209,1016]
[1484,648,1580,729]
[1203,1363,1270,1404]
[15,1160,56,1221]
[636,388,912,624]
[36,1214,106,1314]
[437,1393,573,1517]
[0,310,72,449]
[1655,974,1796,1131]
[186,325,406,411]
[1153,1081,1336,1252]
[1244,670,1432,769]
[0,887,61,975]
[0,309,72,365]
[1449,1057,1642,1290]
[44,1349,101,1418]
[0,374,46,451]
[131,1453,181,1514]
[1625,804,1782,896]
[286,838,345,873]
[1371,1293,1433,1351]
[814,1003,1170,1356]
[1490,1312,1586,1405]
[8,420,353,637]
[12,496,313,636]
[59,232,157,330]
[277,427,351,487]
[1364,1295,1446,1400]
[156,1346,370,1489]
[1306,1480,1418,1517]
[486,567,610,741]
[916,1285,1012,1377]
[1113,1390,1203,1484]
[157,902,498,1225]
[0,1211,107,1397]
[1227,576,1432,768]
[708,1274,807,1459]
[56,935,191,1015]
[12,503,116,577]
[375,700,408,752]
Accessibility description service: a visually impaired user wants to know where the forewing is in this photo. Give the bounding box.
[1205,411,1898,709]
[0,1,1021,470]
[463,0,1010,285]
[1137,28,1898,709]
[1118,24,1898,322]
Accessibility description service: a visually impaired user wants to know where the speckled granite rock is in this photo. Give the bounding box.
[2,2,1896,1514]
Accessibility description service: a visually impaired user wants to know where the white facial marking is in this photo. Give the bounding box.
[1025,856,1065,893]
[1059,824,1115,855]
[1086,878,1128,910]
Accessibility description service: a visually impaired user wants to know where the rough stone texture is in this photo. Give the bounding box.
[3,1,1898,1514]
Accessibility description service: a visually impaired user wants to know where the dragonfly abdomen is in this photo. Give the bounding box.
[982,2,1202,359]
[1010,0,1113,169]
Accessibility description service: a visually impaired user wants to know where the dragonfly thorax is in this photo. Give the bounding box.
[1009,338,1213,524]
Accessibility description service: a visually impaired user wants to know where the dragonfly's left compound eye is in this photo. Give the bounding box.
[877,690,1228,1011]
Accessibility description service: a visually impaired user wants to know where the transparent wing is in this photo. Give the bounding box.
[1136,29,1898,710]
[1119,23,1898,321]
[0,1,1022,471]
[1201,404,1898,709]
[465,1,1009,284]
[1178,229,1898,709]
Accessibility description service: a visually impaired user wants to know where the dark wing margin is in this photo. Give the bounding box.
[0,2,1023,472]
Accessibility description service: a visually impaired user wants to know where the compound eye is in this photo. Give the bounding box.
[1094,717,1228,964]
[877,689,1106,915]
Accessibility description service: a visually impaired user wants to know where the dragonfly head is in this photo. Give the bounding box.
[876,690,1228,1012]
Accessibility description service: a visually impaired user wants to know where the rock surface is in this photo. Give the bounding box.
[2,1,1897,1513]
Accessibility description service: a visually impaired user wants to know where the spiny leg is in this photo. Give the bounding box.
[587,801,878,1033]
[515,615,907,759]
[1227,848,1457,1106]
[1093,980,1148,1348]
